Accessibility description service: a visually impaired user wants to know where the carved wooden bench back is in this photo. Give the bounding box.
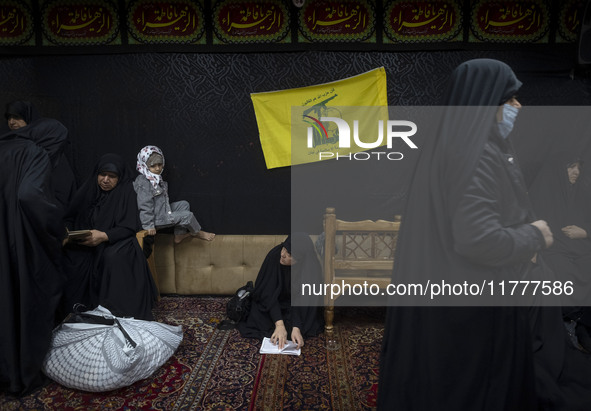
[322,207,400,333]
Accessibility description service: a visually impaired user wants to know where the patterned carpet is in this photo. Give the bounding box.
[0,296,385,410]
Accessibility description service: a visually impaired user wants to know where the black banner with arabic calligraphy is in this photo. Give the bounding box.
[128,0,206,45]
[42,1,120,46]
[213,1,291,44]
[383,0,463,44]
[0,0,585,53]
[298,0,377,43]
[469,0,551,43]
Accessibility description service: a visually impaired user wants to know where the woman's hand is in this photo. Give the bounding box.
[291,327,304,349]
[271,320,288,349]
[531,220,553,248]
[562,225,587,240]
[78,229,109,247]
[147,228,156,236]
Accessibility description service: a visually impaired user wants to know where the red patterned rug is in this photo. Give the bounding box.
[0,296,384,410]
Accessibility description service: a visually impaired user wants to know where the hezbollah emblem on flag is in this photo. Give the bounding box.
[251,67,390,169]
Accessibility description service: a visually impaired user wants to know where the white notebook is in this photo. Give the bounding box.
[259,337,301,356]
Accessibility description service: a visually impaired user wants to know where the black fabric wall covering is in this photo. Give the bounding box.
[0,48,589,234]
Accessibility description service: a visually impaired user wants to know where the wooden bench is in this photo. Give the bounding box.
[322,207,400,342]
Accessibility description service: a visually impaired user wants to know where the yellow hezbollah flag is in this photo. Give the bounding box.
[251,67,388,169]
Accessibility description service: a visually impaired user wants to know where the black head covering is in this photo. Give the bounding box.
[442,58,522,106]
[288,232,324,307]
[280,233,311,261]
[392,59,523,290]
[239,232,324,339]
[252,233,322,306]
[98,161,121,176]
[0,115,67,164]
[283,232,321,279]
[378,60,540,410]
[282,235,292,254]
[65,153,137,233]
[5,101,40,124]
[530,152,591,255]
[436,58,522,212]
[95,153,131,182]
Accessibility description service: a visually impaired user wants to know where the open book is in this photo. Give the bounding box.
[68,230,92,240]
[259,337,301,356]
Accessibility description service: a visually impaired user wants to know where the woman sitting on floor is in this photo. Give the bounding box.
[62,153,158,321]
[237,233,324,350]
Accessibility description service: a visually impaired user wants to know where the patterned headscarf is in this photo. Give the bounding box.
[136,145,165,190]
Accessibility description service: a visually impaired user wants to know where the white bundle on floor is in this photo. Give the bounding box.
[42,305,183,392]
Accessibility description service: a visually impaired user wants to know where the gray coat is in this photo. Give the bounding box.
[133,175,176,230]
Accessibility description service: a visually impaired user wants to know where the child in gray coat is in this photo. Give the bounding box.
[133,145,215,243]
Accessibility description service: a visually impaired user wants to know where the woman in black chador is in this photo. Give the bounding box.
[378,59,557,410]
[529,155,591,350]
[62,153,158,320]
[5,101,76,212]
[237,233,324,350]
[0,125,65,396]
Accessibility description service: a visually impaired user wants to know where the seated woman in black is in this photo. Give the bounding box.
[237,233,324,349]
[62,153,158,320]
[529,154,591,351]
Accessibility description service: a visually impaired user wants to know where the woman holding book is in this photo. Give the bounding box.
[62,153,158,320]
[237,233,324,350]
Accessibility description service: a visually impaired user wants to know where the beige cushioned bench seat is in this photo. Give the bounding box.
[153,234,287,295]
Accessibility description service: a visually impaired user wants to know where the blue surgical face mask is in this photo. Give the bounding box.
[497,103,519,139]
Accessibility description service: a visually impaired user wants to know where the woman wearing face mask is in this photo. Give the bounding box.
[378,59,559,410]
[529,155,591,353]
[379,59,591,410]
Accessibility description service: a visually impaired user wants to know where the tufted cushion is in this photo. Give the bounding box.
[153,234,287,295]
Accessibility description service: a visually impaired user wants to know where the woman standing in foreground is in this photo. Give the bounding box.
[0,128,65,395]
[378,59,553,410]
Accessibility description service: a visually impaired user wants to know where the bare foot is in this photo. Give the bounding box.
[193,231,216,241]
[174,233,192,244]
